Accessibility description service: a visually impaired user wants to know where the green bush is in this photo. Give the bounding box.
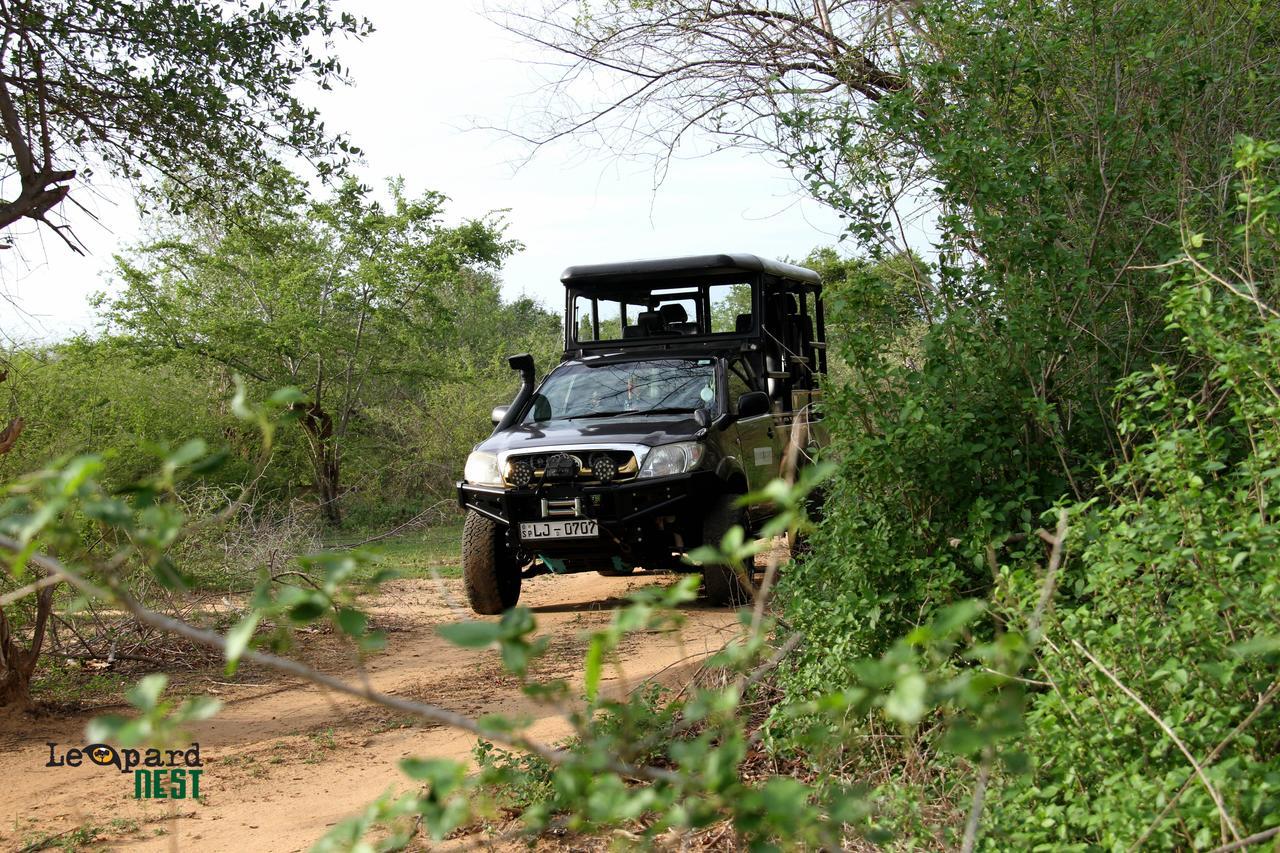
[779,137,1280,846]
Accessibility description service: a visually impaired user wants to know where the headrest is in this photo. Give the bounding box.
[658,303,688,324]
[636,311,665,334]
[735,313,753,333]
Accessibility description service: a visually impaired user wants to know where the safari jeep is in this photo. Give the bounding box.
[456,253,827,613]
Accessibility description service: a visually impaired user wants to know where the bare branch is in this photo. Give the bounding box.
[489,0,911,172]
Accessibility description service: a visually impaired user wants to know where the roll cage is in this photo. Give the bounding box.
[560,253,827,412]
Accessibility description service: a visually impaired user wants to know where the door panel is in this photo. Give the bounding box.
[734,414,785,494]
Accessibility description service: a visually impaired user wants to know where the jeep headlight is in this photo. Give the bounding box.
[638,442,704,479]
[464,451,504,486]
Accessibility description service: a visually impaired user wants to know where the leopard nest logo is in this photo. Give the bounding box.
[46,742,205,800]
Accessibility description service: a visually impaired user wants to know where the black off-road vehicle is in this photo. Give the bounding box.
[456,253,827,613]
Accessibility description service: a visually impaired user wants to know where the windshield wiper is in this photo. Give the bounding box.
[569,407,697,420]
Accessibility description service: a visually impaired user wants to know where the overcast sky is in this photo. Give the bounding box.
[0,1,848,343]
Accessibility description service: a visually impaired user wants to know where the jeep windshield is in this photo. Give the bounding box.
[523,359,716,424]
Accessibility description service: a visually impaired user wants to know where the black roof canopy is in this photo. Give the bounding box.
[560,253,821,290]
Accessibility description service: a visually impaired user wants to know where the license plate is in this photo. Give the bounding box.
[520,519,599,540]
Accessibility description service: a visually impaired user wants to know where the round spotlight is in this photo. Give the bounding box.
[590,453,617,483]
[508,458,533,487]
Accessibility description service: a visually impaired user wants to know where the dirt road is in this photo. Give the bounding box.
[0,571,742,851]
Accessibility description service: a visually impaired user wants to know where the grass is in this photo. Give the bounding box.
[31,660,129,708]
[355,521,465,582]
[303,728,339,764]
[174,516,466,593]
[177,519,466,592]
[19,821,102,852]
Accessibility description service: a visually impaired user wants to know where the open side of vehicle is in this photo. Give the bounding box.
[456,253,827,613]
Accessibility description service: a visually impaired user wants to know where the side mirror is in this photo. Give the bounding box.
[491,404,510,426]
[736,391,771,419]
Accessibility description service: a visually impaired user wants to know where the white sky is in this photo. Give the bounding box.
[0,1,848,343]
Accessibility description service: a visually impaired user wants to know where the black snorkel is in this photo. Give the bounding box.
[493,353,536,434]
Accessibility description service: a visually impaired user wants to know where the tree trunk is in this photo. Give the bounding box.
[0,584,55,710]
[292,401,343,526]
[317,442,342,526]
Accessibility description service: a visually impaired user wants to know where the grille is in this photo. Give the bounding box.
[504,449,638,487]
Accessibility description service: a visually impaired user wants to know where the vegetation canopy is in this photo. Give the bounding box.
[0,0,370,248]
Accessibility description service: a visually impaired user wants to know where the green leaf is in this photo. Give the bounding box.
[1231,635,1280,657]
[85,714,128,743]
[437,620,503,648]
[189,448,230,475]
[167,439,208,469]
[269,387,308,405]
[127,674,168,711]
[358,630,387,653]
[584,634,605,703]
[884,672,928,724]
[176,696,223,723]
[288,596,329,623]
[335,607,368,637]
[224,613,260,675]
[400,757,464,793]
[476,714,518,734]
[151,556,189,591]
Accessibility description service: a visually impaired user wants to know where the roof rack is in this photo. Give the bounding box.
[561,253,821,289]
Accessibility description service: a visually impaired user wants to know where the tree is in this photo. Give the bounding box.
[103,173,520,525]
[0,580,51,706]
[0,0,369,248]
[493,1,901,183]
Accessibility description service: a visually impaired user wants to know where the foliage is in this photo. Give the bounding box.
[4,417,904,848]
[0,339,251,488]
[472,739,556,815]
[978,138,1280,849]
[0,0,369,242]
[0,381,284,705]
[101,171,539,524]
[774,0,1280,723]
[778,138,1280,846]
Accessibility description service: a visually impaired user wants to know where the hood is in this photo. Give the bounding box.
[476,412,702,454]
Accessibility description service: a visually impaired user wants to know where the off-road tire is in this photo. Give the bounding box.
[700,494,753,607]
[462,511,522,615]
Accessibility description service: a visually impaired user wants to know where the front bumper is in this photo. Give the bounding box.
[456,470,723,560]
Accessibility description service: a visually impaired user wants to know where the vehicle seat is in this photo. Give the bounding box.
[735,312,753,333]
[659,303,696,334]
[636,311,666,336]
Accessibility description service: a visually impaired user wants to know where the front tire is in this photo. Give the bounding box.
[462,511,522,615]
[700,495,754,606]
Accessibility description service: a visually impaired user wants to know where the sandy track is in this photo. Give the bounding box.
[0,571,741,851]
